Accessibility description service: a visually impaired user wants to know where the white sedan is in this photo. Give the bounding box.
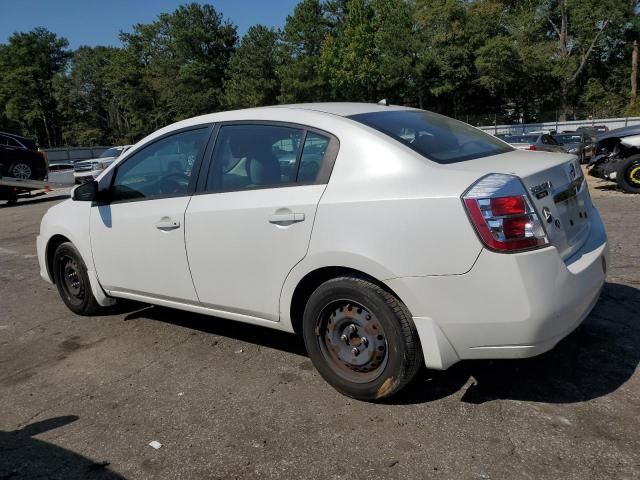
[37,103,608,400]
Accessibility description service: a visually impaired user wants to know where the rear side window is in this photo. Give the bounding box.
[298,132,329,183]
[206,125,331,191]
[349,110,513,164]
[504,135,538,144]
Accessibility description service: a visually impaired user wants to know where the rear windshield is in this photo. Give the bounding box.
[554,134,582,143]
[99,147,124,158]
[348,110,513,164]
[504,135,538,144]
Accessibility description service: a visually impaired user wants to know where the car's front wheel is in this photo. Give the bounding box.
[302,276,423,401]
[52,242,102,315]
[616,155,640,193]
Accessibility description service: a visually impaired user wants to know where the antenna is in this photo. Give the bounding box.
[377,99,389,106]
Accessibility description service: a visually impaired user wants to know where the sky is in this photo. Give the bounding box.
[0,0,301,49]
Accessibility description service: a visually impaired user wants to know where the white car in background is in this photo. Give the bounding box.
[73,145,131,184]
[37,103,608,401]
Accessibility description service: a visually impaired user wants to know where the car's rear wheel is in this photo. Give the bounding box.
[52,242,102,315]
[616,155,640,193]
[302,276,422,401]
[9,161,34,180]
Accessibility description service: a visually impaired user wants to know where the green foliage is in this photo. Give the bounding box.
[277,0,330,103]
[1,0,639,147]
[225,26,280,108]
[0,28,70,147]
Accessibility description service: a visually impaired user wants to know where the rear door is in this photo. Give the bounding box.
[185,122,338,321]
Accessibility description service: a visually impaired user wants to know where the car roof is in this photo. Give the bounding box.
[0,130,32,141]
[596,124,640,141]
[273,102,417,117]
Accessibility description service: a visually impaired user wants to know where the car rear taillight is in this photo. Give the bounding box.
[526,145,537,151]
[463,174,549,252]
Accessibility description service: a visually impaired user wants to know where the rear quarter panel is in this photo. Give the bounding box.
[279,125,483,325]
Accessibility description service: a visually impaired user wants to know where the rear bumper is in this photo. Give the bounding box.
[386,207,608,370]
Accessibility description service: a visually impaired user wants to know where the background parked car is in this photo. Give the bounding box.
[588,125,640,193]
[577,125,609,138]
[73,145,131,184]
[502,133,565,152]
[553,131,595,164]
[47,162,75,186]
[0,131,48,180]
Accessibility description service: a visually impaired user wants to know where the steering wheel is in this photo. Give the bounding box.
[158,173,190,195]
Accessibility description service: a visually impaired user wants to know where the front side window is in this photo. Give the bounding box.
[0,135,20,148]
[111,128,208,201]
[207,124,305,191]
[349,110,513,164]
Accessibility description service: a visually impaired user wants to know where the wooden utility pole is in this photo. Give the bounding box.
[631,40,638,104]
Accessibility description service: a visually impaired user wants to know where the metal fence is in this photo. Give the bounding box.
[44,146,110,164]
[477,117,640,135]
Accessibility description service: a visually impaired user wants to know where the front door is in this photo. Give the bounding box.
[91,127,211,302]
[185,123,336,321]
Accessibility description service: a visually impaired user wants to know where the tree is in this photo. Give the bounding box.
[277,0,329,103]
[321,0,417,103]
[0,28,70,147]
[542,0,637,120]
[321,0,377,101]
[120,3,237,130]
[413,0,476,116]
[224,26,280,108]
[55,46,120,145]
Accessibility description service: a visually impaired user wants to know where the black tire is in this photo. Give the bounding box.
[8,160,35,180]
[302,276,423,401]
[52,242,102,315]
[616,155,640,194]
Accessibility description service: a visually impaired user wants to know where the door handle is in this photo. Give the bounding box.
[155,219,181,231]
[268,212,305,225]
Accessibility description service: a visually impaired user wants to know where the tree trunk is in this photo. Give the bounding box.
[41,112,53,148]
[632,40,638,103]
[559,83,569,122]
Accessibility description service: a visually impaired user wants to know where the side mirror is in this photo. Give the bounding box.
[72,181,98,202]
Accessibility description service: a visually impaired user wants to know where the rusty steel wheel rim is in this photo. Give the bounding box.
[58,255,84,306]
[316,300,388,384]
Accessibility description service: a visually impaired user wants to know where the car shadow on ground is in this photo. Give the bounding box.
[122,282,638,405]
[0,416,125,479]
[0,193,69,208]
[393,281,640,405]
[123,304,308,357]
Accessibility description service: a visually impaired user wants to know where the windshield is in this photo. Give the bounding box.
[504,135,538,144]
[348,110,513,164]
[99,147,125,158]
[554,134,582,143]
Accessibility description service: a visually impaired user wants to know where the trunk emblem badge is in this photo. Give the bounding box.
[542,207,553,223]
[531,181,553,199]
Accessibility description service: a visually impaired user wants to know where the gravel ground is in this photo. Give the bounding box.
[1,177,639,480]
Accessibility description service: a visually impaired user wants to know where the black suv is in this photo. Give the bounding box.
[0,132,48,180]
